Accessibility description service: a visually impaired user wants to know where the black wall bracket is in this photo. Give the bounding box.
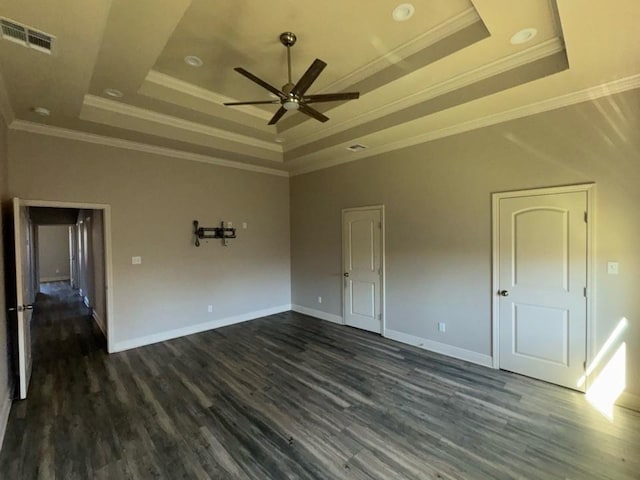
[193,220,237,247]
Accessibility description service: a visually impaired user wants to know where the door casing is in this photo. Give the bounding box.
[491,184,595,388]
[18,198,116,353]
[341,205,386,336]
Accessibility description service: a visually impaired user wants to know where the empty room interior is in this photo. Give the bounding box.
[0,0,638,478]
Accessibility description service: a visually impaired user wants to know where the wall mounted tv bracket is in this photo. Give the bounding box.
[193,220,236,246]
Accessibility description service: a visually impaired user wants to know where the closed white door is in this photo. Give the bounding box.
[497,191,587,391]
[342,207,383,333]
[13,198,34,399]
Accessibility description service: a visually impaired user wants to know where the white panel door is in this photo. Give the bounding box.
[343,207,382,333]
[13,198,34,399]
[498,191,587,390]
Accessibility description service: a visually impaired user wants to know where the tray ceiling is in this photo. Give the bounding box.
[0,0,639,175]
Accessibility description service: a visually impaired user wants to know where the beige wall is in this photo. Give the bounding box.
[0,114,10,432]
[37,225,70,282]
[290,88,640,401]
[7,132,291,348]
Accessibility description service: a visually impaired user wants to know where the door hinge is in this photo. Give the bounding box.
[583,360,587,371]
[583,287,587,297]
[378,313,382,320]
[378,221,382,229]
[584,211,588,223]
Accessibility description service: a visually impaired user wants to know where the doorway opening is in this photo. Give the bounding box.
[10,199,114,399]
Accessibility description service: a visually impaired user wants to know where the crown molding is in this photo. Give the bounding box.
[82,95,282,155]
[285,37,565,151]
[315,7,481,97]
[0,70,15,127]
[290,73,640,176]
[144,70,273,122]
[9,120,289,177]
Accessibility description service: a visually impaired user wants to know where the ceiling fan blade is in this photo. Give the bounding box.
[299,104,329,123]
[224,100,280,106]
[291,59,327,97]
[268,106,288,125]
[303,92,360,104]
[234,68,285,98]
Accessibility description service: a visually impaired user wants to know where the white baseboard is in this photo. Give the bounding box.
[0,388,12,453]
[40,276,70,282]
[617,391,640,412]
[92,309,106,337]
[291,304,343,325]
[385,328,494,368]
[112,304,292,353]
[83,296,90,308]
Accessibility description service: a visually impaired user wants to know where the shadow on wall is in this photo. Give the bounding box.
[578,317,628,420]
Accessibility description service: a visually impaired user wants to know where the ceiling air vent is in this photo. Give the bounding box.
[0,18,55,54]
[346,143,368,152]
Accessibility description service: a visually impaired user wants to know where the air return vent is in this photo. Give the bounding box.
[1,18,55,54]
[346,143,368,152]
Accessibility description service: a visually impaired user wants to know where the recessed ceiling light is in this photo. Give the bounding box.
[274,137,285,143]
[32,106,50,117]
[392,3,415,22]
[510,28,538,45]
[104,88,123,98]
[184,55,203,67]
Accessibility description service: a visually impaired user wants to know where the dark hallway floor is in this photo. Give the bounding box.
[0,282,638,479]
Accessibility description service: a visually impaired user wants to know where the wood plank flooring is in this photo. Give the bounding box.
[1,282,638,479]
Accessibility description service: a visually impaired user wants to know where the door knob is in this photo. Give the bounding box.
[499,290,509,297]
[343,272,350,277]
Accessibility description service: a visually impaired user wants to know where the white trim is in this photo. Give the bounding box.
[312,7,481,98]
[385,329,493,368]
[82,95,281,154]
[112,304,292,352]
[291,304,344,325]
[0,389,12,452]
[491,184,595,384]
[9,121,289,178]
[19,199,116,354]
[290,74,640,176]
[83,296,90,308]
[144,70,272,122]
[40,276,70,282]
[617,391,640,413]
[341,205,386,335]
[0,70,14,126]
[286,37,564,151]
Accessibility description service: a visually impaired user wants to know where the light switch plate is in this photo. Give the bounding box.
[132,256,142,265]
[607,262,619,275]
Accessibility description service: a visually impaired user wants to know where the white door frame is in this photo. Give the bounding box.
[20,198,116,352]
[341,205,386,335]
[491,183,595,386]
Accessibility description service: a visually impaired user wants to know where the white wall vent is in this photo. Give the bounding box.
[1,18,55,54]
[346,143,368,152]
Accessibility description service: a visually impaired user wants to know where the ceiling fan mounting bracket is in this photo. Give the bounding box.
[279,32,297,48]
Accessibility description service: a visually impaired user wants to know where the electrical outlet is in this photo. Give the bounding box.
[318,296,322,304]
[207,305,213,313]
[438,322,446,333]
[132,256,142,265]
[242,222,248,229]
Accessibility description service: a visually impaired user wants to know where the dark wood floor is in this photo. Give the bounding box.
[1,283,638,479]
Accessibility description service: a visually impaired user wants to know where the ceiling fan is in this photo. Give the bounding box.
[224,32,360,125]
